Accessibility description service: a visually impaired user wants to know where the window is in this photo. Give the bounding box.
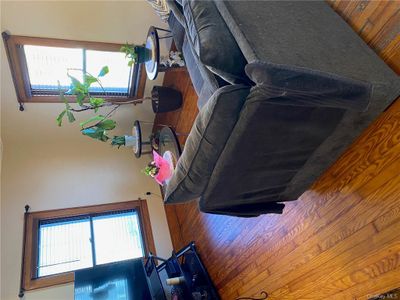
[2,32,146,105]
[21,200,155,291]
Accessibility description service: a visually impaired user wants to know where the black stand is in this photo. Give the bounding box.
[145,242,220,300]
[153,26,173,40]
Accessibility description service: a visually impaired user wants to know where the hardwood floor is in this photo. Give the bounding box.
[155,1,400,299]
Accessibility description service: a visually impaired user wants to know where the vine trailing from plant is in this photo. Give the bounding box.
[56,66,150,147]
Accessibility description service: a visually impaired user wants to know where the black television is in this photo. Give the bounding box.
[74,258,152,300]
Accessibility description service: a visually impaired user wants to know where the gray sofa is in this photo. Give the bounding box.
[163,0,400,217]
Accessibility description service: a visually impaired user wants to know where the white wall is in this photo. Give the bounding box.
[0,1,2,297]
[1,2,173,300]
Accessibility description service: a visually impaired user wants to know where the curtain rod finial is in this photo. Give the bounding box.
[2,31,11,40]
[24,205,30,213]
[18,288,24,298]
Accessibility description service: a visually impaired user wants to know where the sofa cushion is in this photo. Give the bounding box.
[182,0,247,83]
[246,61,372,111]
[167,13,185,52]
[182,37,220,109]
[164,84,251,204]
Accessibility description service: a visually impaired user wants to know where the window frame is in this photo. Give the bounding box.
[21,200,155,291]
[2,32,147,104]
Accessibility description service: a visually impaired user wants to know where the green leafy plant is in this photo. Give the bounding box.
[120,43,148,67]
[111,136,126,148]
[121,44,138,67]
[56,66,149,147]
[142,162,160,177]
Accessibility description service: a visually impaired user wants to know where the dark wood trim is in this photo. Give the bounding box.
[10,35,122,51]
[22,200,155,292]
[138,199,156,255]
[2,32,28,103]
[19,206,30,298]
[2,33,146,103]
[136,64,147,100]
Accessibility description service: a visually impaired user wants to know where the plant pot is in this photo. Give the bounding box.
[124,135,137,147]
[134,46,151,63]
[151,86,183,113]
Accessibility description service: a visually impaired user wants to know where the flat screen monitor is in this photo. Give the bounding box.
[74,258,152,300]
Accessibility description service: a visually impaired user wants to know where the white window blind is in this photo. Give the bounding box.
[23,45,131,96]
[38,217,93,277]
[86,50,131,95]
[93,211,144,265]
[37,210,144,277]
[24,45,83,92]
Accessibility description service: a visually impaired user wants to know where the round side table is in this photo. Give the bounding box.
[145,26,160,81]
[145,26,176,80]
[158,127,181,196]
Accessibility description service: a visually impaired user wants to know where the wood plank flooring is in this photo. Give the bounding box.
[155,1,400,299]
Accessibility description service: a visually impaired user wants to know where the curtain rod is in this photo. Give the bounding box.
[18,205,30,299]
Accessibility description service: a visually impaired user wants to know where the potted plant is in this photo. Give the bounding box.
[56,66,150,148]
[120,43,152,66]
[142,151,173,185]
[151,86,182,113]
[143,161,160,177]
[56,63,182,148]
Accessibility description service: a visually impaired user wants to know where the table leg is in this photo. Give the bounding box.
[153,27,171,33]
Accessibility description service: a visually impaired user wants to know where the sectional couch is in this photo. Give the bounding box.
[162,0,400,217]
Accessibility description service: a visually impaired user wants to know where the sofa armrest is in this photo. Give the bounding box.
[214,1,399,105]
[245,61,372,112]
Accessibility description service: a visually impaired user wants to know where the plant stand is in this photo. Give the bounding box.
[132,120,153,158]
[145,26,185,80]
[144,242,220,300]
